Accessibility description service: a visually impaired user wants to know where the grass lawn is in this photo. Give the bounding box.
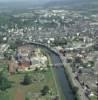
[0,63,8,71]
[90,96,97,100]
[0,68,57,100]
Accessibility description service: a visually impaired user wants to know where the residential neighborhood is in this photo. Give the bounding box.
[0,0,98,100]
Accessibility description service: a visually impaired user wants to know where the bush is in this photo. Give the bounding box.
[0,71,11,91]
[22,74,32,85]
[72,86,79,95]
[41,85,49,96]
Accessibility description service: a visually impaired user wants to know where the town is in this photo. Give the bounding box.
[0,2,98,100]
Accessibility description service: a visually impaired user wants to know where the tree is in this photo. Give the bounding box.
[72,86,79,95]
[88,60,95,67]
[41,85,49,96]
[10,43,16,50]
[25,96,30,100]
[0,71,11,91]
[22,74,32,85]
[3,52,12,60]
[74,56,82,64]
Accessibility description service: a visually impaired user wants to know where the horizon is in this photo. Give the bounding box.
[0,0,63,3]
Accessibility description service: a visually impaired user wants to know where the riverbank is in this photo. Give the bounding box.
[59,55,89,100]
[62,61,80,100]
[45,52,65,100]
[28,42,75,100]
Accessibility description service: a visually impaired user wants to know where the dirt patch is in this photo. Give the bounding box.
[15,88,24,100]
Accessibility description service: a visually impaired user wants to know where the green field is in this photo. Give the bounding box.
[90,96,97,100]
[0,68,58,100]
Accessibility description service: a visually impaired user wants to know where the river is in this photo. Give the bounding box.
[30,43,75,100]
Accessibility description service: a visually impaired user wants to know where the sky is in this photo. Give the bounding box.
[0,0,66,5]
[0,0,60,2]
[0,0,63,5]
